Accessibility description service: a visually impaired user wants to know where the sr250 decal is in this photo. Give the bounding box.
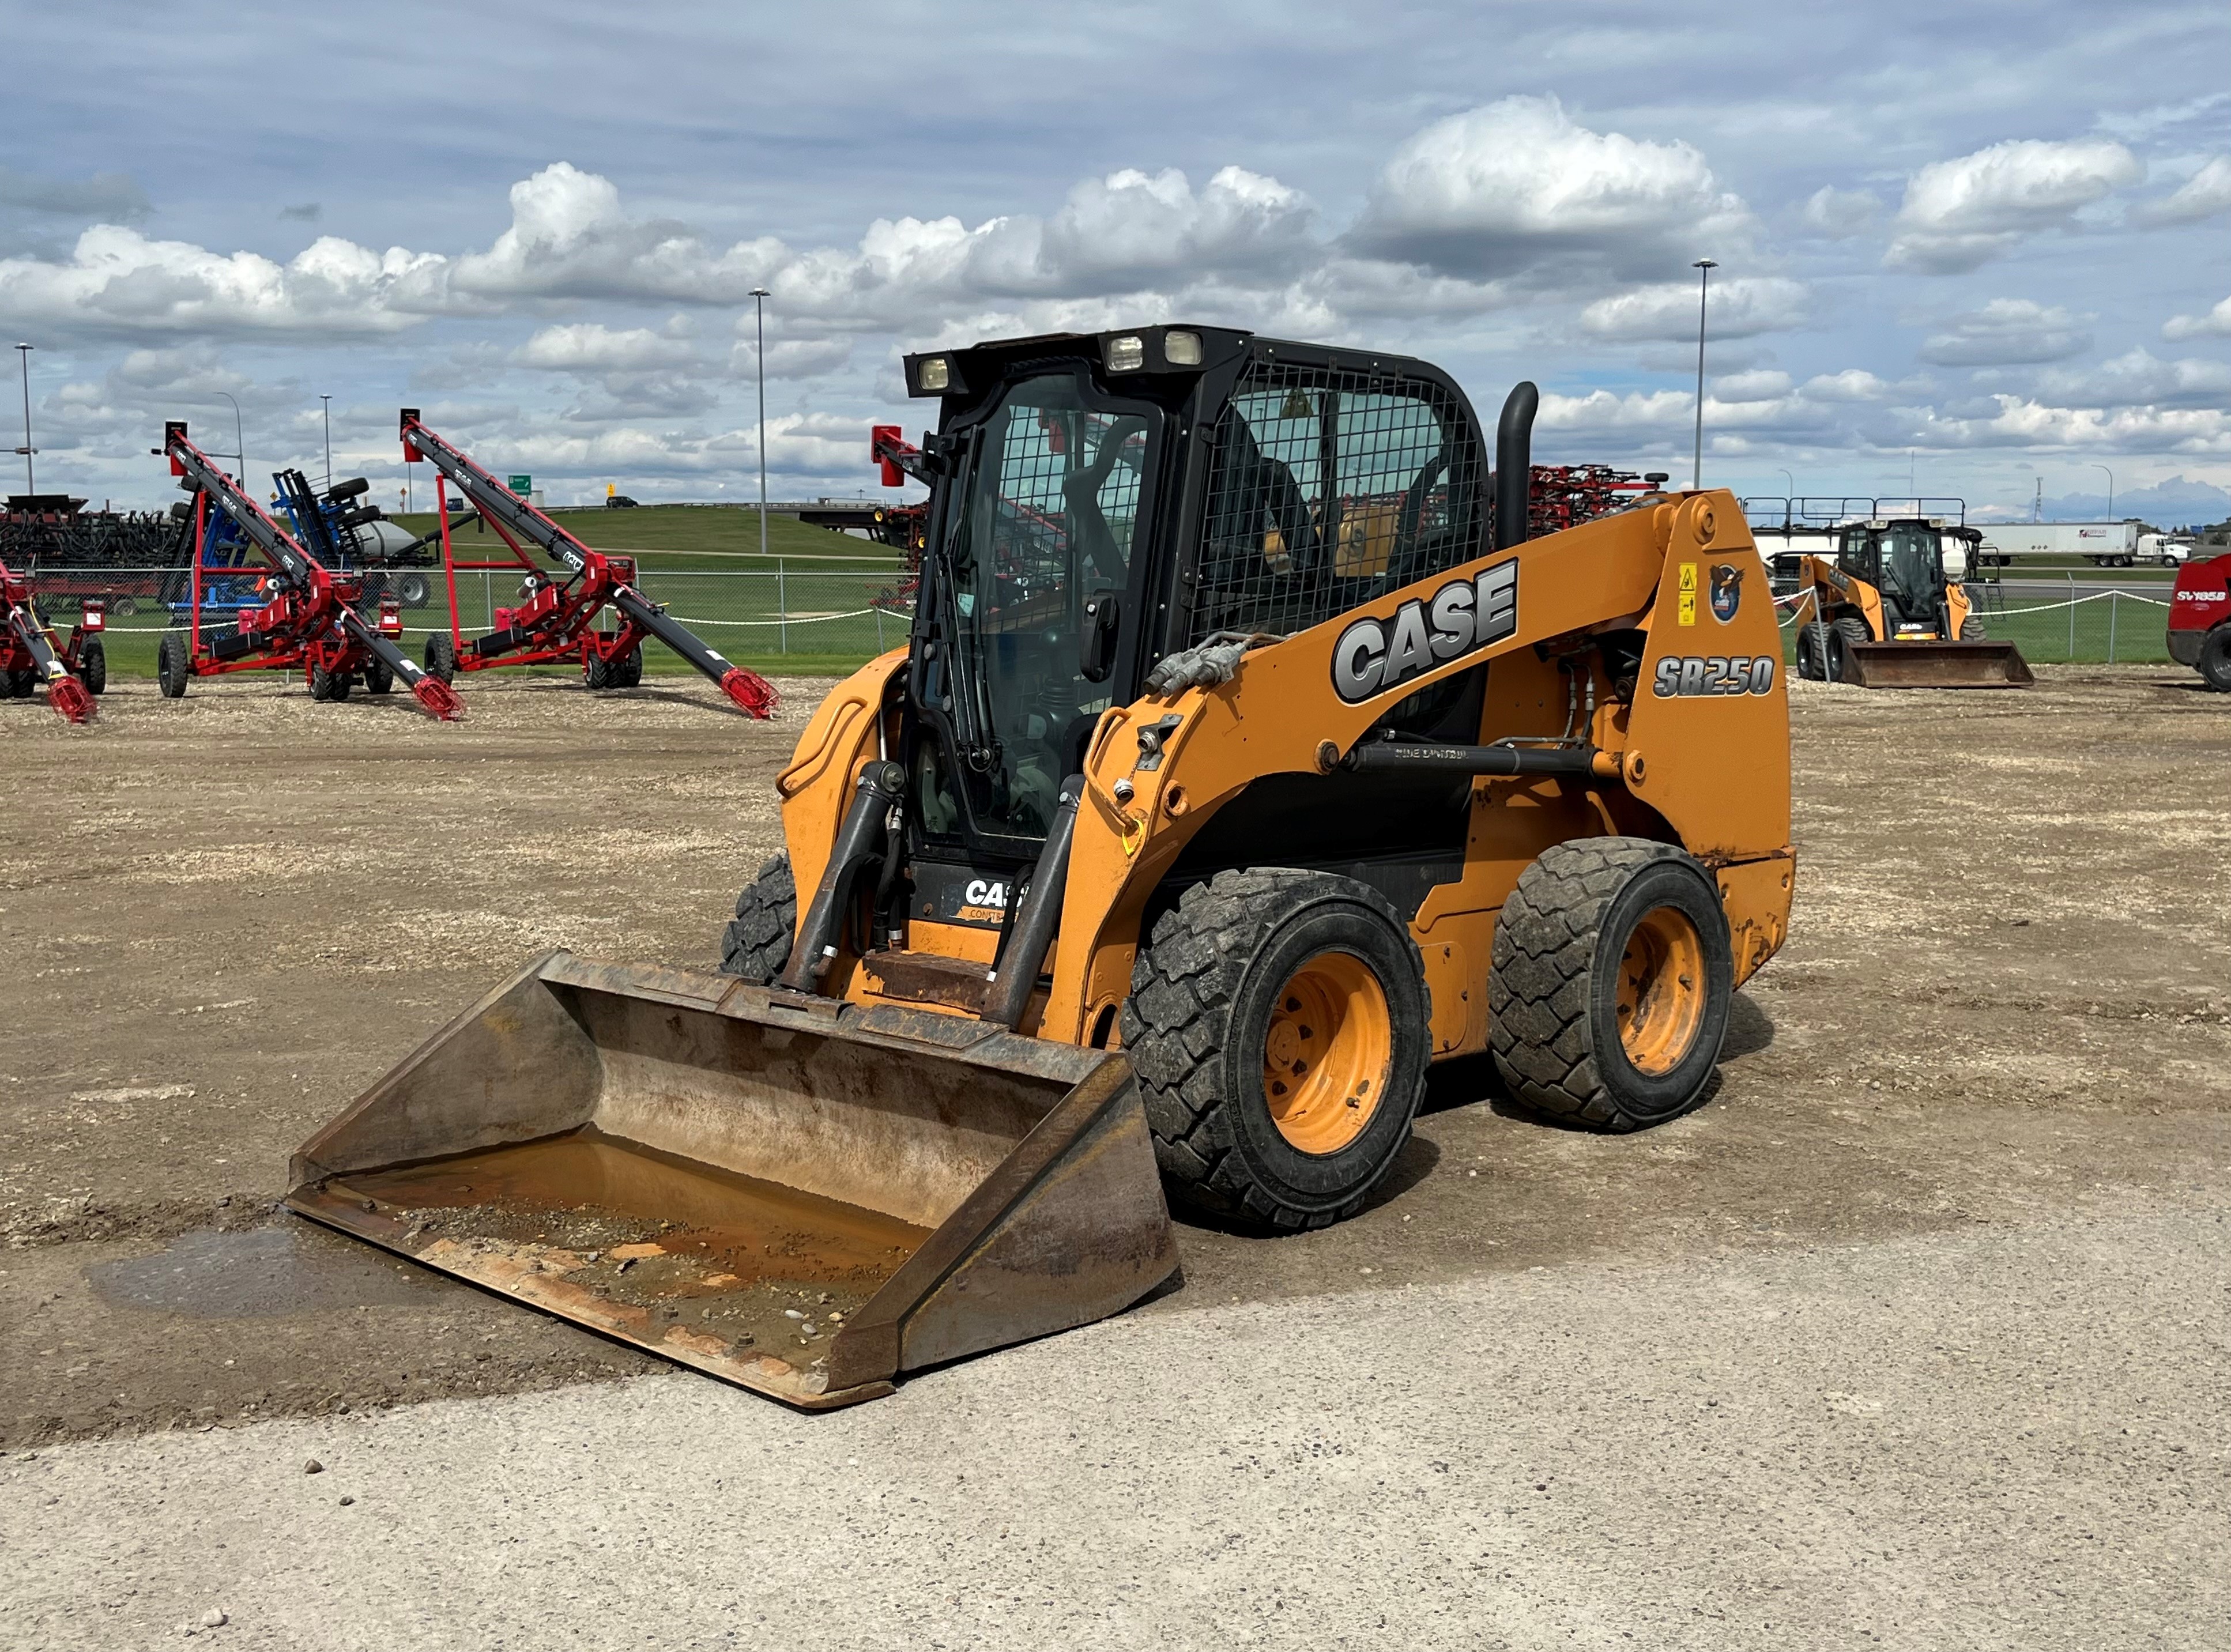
[1653,655,1778,697]
[1332,560,1518,705]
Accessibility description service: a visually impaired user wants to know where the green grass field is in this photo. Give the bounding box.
[387,503,905,571]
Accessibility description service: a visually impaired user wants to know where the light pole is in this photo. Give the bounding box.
[2091,462,2114,519]
[13,343,35,496]
[750,287,771,559]
[1777,466,1795,529]
[214,390,246,484]
[320,394,333,491]
[1690,259,1716,491]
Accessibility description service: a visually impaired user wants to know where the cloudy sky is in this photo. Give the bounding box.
[5,1,2230,524]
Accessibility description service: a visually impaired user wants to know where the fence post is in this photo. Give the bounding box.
[2108,589,2118,663]
[778,560,788,655]
[875,602,884,652]
[2067,571,2076,660]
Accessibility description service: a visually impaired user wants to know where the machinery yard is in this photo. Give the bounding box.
[3,667,2226,1645]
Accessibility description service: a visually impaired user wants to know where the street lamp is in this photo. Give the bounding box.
[1690,259,1716,491]
[749,288,771,559]
[13,343,35,496]
[2091,462,2114,520]
[214,390,246,485]
[1777,466,1795,529]
[320,394,333,491]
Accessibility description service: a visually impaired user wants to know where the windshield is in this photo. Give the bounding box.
[925,373,1158,844]
[1879,526,1944,619]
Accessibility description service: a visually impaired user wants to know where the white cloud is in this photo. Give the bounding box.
[1713,369,1793,402]
[1800,186,1879,238]
[1908,394,2231,454]
[2132,155,2231,227]
[1350,96,1751,279]
[2034,348,2231,407]
[515,323,698,372]
[1800,369,1893,402]
[2162,293,2231,341]
[0,224,448,337]
[1917,298,2091,366]
[1885,139,2142,273]
[1578,276,1808,341]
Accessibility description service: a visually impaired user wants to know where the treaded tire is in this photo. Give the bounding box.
[310,662,351,701]
[363,657,394,695]
[1795,621,1831,680]
[1122,868,1429,1232]
[157,631,191,699]
[719,853,797,982]
[4,667,32,698]
[78,639,106,696]
[1488,837,1733,1133]
[618,647,643,688]
[1828,615,1871,682]
[2199,626,2231,693]
[396,573,430,608]
[424,632,456,685]
[1959,617,1988,641]
[585,652,615,690]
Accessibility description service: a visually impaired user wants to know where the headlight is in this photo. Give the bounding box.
[1106,335,1145,372]
[1163,330,1203,367]
[918,356,951,392]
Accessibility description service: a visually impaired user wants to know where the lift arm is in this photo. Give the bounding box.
[400,411,777,716]
[162,424,463,720]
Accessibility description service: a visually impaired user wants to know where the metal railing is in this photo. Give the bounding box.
[1776,578,2175,663]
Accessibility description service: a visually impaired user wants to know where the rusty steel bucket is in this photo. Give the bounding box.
[1842,639,2035,688]
[287,952,1178,1408]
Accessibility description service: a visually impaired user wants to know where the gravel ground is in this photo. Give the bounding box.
[2,663,2228,1647]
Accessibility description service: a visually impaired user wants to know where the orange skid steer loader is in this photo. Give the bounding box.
[1793,516,2032,688]
[290,328,1795,1407]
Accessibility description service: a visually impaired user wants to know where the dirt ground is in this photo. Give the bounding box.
[3,666,2229,1448]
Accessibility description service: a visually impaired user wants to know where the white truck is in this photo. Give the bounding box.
[1973,521,2143,567]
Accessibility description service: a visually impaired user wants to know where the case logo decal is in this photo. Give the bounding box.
[1331,559,1517,705]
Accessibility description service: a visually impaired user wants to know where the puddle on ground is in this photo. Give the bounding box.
[88,1224,449,1318]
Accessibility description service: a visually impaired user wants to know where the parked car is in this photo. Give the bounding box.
[605,495,639,510]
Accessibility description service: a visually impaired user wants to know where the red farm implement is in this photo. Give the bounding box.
[401,412,777,717]
[1527,465,1667,535]
[869,424,932,612]
[2,558,101,723]
[154,423,463,720]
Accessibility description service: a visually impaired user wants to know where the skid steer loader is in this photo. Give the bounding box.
[1792,517,2032,687]
[290,327,1795,1408]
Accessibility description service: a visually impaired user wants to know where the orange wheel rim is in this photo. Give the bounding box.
[1262,950,1392,1155]
[1616,906,1706,1076]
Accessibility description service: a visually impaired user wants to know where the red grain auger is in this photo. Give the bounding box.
[401,411,777,717]
[154,423,464,720]
[1,557,101,724]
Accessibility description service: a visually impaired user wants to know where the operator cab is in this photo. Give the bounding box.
[898,326,1489,886]
[1836,517,1965,637]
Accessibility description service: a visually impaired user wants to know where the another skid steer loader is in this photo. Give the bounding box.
[291,327,1796,1408]
[1792,517,2032,688]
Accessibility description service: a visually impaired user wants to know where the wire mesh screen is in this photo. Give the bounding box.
[1190,360,1482,646]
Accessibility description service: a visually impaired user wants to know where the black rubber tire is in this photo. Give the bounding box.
[618,647,643,688]
[396,573,430,608]
[4,667,32,698]
[157,631,191,699]
[1488,837,1733,1133]
[719,853,797,982]
[585,651,615,690]
[423,632,456,685]
[310,662,351,702]
[78,639,106,696]
[110,597,137,619]
[363,657,394,696]
[2199,626,2231,693]
[1829,615,1872,682]
[1795,621,1831,681]
[1123,868,1430,1232]
[1959,617,1988,641]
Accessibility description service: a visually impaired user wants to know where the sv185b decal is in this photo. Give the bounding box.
[1652,654,1777,697]
[1332,559,1518,705]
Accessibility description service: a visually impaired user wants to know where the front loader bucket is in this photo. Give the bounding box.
[1842,639,2034,688]
[287,952,1178,1408]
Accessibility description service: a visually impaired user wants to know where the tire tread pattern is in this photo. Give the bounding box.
[719,853,797,982]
